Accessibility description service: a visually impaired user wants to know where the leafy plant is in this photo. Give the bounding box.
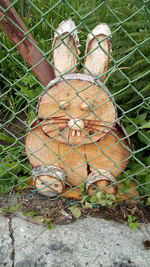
[0,135,31,195]
[81,191,116,207]
[68,205,81,218]
[146,196,150,205]
[0,204,22,215]
[23,211,54,229]
[22,211,40,217]
[44,219,54,230]
[127,215,140,231]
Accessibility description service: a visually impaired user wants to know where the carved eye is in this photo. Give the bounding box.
[80,101,90,111]
[59,101,69,110]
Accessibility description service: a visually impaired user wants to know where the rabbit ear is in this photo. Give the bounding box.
[84,23,112,81]
[53,19,80,76]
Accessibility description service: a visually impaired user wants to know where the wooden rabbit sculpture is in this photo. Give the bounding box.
[25,20,132,199]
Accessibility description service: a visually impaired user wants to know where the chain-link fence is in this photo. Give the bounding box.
[0,0,150,207]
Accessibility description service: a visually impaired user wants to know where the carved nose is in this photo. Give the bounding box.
[68,119,84,130]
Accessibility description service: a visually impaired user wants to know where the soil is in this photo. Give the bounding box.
[0,190,150,226]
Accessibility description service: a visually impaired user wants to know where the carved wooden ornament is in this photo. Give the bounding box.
[25,20,133,199]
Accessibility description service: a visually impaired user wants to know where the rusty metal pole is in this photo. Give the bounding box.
[0,0,55,86]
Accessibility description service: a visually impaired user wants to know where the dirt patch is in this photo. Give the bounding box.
[0,190,150,226]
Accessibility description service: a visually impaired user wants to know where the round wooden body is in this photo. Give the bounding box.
[25,121,130,187]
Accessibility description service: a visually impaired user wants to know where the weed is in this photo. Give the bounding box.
[81,191,116,207]
[127,215,140,231]
[68,205,81,218]
[0,204,22,215]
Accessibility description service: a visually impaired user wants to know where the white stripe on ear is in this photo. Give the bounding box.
[53,19,80,76]
[84,23,112,81]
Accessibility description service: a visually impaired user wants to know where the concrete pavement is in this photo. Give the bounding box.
[0,214,150,267]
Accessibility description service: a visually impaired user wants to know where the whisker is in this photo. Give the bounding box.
[47,117,69,121]
[44,127,67,134]
[49,115,66,118]
[88,123,113,129]
[85,119,112,123]
[38,115,66,119]
[44,129,56,134]
[42,122,67,126]
[86,126,108,134]
[89,125,115,131]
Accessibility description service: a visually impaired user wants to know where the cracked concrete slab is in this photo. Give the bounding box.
[0,215,150,267]
[0,215,12,267]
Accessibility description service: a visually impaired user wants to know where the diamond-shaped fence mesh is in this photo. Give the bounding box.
[0,0,150,205]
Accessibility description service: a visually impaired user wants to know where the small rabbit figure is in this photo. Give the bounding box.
[25,20,132,198]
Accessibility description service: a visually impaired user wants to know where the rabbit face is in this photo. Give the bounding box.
[38,79,116,145]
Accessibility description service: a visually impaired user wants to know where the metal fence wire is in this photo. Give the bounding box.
[0,0,150,204]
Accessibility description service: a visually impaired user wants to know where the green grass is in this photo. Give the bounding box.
[0,0,150,199]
